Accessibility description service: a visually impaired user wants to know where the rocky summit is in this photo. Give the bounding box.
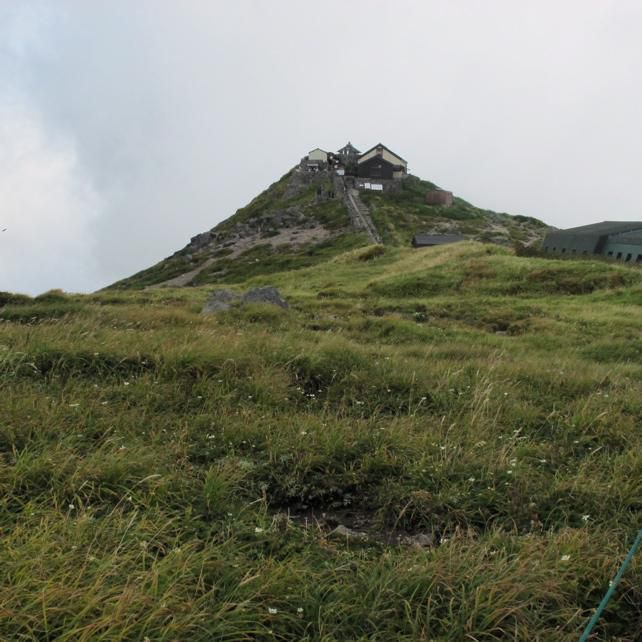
[111,154,549,290]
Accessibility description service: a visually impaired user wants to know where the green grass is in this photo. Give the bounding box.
[1,243,641,640]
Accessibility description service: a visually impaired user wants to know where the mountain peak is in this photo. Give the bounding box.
[112,147,549,289]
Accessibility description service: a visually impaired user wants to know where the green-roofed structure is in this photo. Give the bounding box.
[543,221,642,262]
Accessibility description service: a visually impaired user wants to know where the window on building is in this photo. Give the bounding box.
[571,249,576,254]
[625,253,632,262]
[582,251,588,255]
[636,254,642,263]
[607,251,613,256]
[616,252,622,259]
[561,248,566,253]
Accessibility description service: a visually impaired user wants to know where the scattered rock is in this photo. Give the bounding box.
[202,289,239,313]
[241,287,289,309]
[328,524,369,542]
[202,286,289,314]
[399,533,434,549]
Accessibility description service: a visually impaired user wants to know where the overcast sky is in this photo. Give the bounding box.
[1,1,642,294]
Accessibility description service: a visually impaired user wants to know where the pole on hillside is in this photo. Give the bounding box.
[578,529,642,642]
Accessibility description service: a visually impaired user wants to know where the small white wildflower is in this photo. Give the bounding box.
[227,512,233,517]
[507,470,513,475]
[582,514,590,522]
[539,459,547,464]
[123,381,130,386]
[268,607,278,615]
[560,554,571,562]
[300,431,308,436]
[254,527,264,534]
[68,504,75,510]
[468,477,475,482]
[69,403,80,408]
[297,607,304,614]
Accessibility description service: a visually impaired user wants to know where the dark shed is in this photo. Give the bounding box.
[412,234,467,248]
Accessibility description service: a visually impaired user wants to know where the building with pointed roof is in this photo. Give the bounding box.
[337,142,361,158]
[357,143,407,179]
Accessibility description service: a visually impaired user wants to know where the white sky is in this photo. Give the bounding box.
[1,1,642,294]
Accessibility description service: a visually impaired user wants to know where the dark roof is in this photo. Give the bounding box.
[612,233,642,246]
[358,142,407,164]
[412,234,466,246]
[337,141,360,154]
[358,156,395,168]
[551,221,642,236]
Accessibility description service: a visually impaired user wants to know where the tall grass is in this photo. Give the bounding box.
[1,245,641,640]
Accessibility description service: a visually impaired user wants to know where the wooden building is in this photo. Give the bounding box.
[357,143,407,179]
[337,142,361,161]
[308,148,328,163]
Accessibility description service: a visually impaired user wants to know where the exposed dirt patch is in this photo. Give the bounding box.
[287,508,438,548]
[151,225,334,288]
[227,224,333,259]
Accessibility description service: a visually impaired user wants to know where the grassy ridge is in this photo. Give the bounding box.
[1,244,641,640]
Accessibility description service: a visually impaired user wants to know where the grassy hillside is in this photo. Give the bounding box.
[112,171,549,290]
[361,176,548,246]
[1,243,641,640]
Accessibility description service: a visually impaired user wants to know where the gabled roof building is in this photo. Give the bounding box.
[357,143,407,180]
[337,142,361,159]
[543,221,642,262]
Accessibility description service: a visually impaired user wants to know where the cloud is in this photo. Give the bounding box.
[0,99,102,295]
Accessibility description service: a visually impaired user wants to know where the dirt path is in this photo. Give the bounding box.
[149,258,216,288]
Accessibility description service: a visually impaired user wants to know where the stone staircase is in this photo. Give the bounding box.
[335,176,382,244]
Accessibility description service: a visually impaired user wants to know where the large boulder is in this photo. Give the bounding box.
[241,287,289,309]
[202,289,239,313]
[202,286,289,314]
